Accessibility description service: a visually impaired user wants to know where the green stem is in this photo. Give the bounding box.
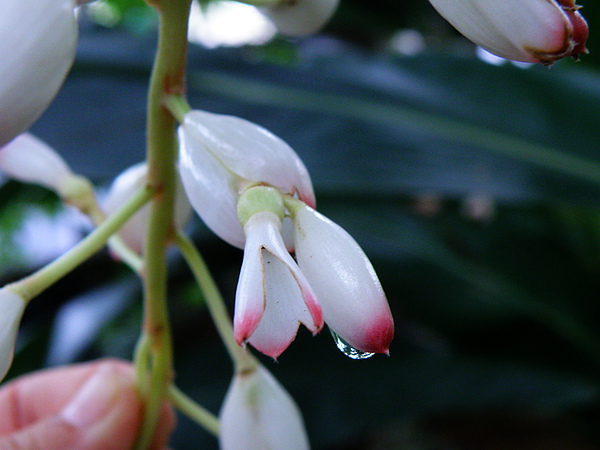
[134,334,151,400]
[107,235,144,273]
[135,0,192,448]
[60,171,144,273]
[168,385,220,437]
[164,94,191,124]
[5,186,152,302]
[174,231,257,373]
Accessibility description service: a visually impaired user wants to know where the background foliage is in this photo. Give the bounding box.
[2,0,600,448]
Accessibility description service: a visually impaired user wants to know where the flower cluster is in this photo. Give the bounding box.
[0,0,592,447]
[178,110,395,358]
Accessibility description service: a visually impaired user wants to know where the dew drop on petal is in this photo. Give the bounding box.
[329,329,374,360]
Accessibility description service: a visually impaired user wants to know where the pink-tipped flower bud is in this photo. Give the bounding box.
[428,0,588,64]
[0,0,78,147]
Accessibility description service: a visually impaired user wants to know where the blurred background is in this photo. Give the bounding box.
[2,0,600,448]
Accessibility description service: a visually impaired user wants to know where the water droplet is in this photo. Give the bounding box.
[330,329,374,360]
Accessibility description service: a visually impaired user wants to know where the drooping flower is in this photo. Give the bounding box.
[428,0,588,64]
[0,0,78,147]
[259,0,340,37]
[0,289,26,382]
[178,109,393,357]
[0,133,73,193]
[104,162,192,254]
[220,365,310,450]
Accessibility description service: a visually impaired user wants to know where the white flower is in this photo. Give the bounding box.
[260,0,340,37]
[0,0,78,147]
[178,110,393,357]
[104,162,192,254]
[220,365,310,450]
[0,133,73,192]
[428,0,588,64]
[178,110,314,249]
[0,289,26,382]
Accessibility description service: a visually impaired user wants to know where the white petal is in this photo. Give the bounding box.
[234,226,268,346]
[178,122,245,249]
[0,290,26,382]
[235,212,322,357]
[261,0,340,37]
[248,251,317,358]
[220,365,310,450]
[294,205,393,354]
[182,111,315,208]
[0,0,77,146]
[428,0,587,63]
[0,133,73,192]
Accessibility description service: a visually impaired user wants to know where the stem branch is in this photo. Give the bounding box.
[6,186,152,302]
[174,231,257,373]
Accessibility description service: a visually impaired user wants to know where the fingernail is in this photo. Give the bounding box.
[61,363,124,428]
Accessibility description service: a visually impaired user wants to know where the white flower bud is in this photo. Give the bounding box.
[104,163,192,254]
[220,365,310,450]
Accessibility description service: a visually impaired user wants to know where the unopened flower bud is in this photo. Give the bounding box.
[0,0,78,147]
[220,365,310,450]
[428,0,588,64]
[260,0,340,37]
[104,163,192,254]
[0,289,26,382]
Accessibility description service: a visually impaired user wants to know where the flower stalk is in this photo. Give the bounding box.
[174,231,258,374]
[168,384,220,437]
[135,0,193,448]
[4,185,152,302]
